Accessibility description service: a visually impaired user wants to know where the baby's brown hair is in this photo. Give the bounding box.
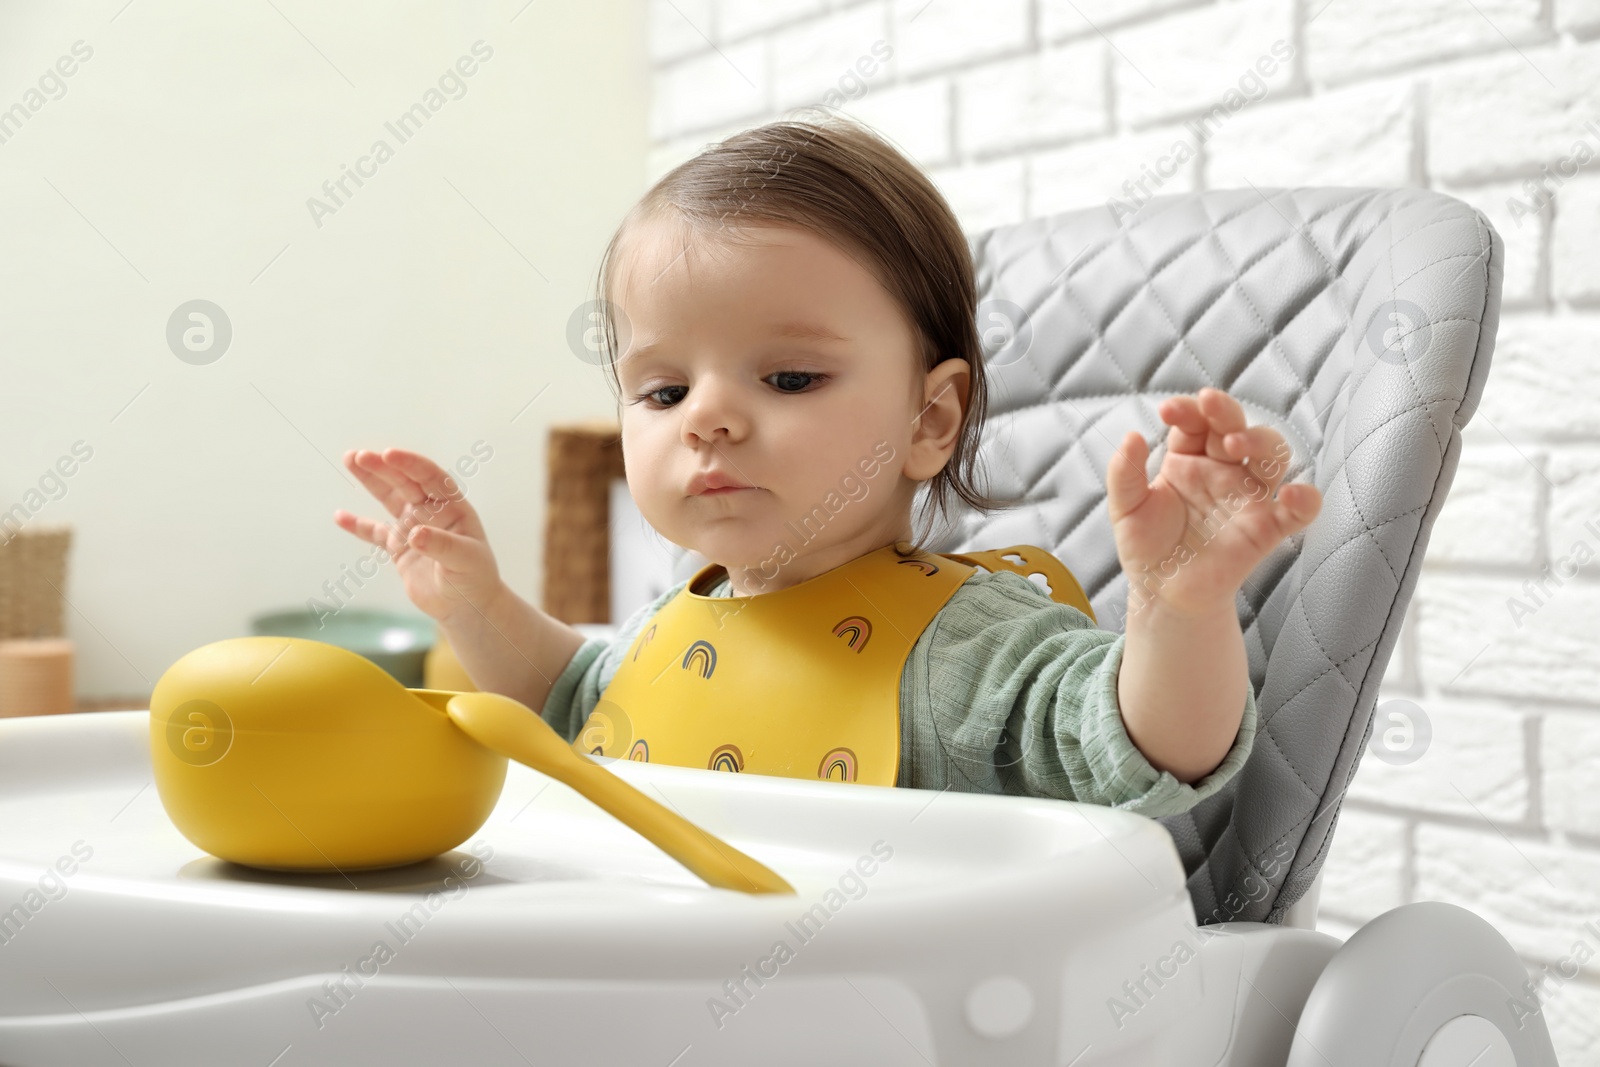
[590,108,1015,552]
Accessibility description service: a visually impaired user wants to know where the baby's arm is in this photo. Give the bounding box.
[1116,598,1249,784]
[901,569,1256,817]
[1101,386,1322,786]
[440,587,588,716]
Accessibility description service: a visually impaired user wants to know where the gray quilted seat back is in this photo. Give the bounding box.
[932,188,1504,924]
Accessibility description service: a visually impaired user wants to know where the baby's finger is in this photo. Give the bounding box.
[1221,424,1280,457]
[348,449,428,511]
[1159,394,1212,456]
[344,449,429,525]
[333,508,408,559]
[382,449,468,506]
[402,522,485,579]
[1106,430,1153,522]
[1196,387,1249,461]
[1269,482,1323,537]
[1223,425,1293,486]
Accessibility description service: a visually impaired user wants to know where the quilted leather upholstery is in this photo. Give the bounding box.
[956,187,1502,924]
[659,187,1504,925]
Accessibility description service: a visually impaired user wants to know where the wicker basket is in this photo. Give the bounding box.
[0,524,72,640]
[543,421,624,624]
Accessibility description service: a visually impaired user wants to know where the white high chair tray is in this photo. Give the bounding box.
[0,710,1201,1067]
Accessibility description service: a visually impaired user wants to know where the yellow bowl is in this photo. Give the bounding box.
[150,636,506,872]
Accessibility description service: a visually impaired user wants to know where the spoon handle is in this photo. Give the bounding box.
[443,692,793,895]
[555,756,795,895]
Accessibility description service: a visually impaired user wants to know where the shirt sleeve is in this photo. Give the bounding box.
[898,570,1257,818]
[539,580,689,744]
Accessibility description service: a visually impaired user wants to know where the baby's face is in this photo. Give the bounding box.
[610,214,928,580]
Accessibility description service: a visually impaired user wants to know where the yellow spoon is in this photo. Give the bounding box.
[424,689,795,895]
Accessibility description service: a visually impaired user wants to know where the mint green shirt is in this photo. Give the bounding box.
[540,567,1257,818]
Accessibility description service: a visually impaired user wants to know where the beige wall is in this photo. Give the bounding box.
[0,0,647,698]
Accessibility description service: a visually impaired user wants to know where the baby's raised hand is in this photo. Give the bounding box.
[334,448,506,626]
[1105,388,1322,620]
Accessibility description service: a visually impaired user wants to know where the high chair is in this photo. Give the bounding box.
[0,187,1555,1066]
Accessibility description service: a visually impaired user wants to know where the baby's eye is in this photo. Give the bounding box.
[637,384,688,408]
[766,371,826,393]
[631,371,826,409]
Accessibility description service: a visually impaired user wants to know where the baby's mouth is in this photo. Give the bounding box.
[688,470,760,496]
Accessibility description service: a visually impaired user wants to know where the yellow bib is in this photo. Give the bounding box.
[573,541,1094,787]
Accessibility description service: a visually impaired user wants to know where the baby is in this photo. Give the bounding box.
[335,112,1322,818]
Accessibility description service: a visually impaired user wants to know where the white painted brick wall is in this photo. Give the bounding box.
[1560,0,1600,34]
[1318,808,1407,920]
[1548,984,1600,1067]
[648,0,713,63]
[1428,41,1600,183]
[1029,124,1198,215]
[956,40,1106,156]
[650,39,766,139]
[769,4,888,110]
[1110,0,1296,128]
[1554,177,1600,303]
[1204,75,1417,188]
[1346,696,1529,820]
[927,156,1027,232]
[647,3,1600,1059]
[1306,0,1544,87]
[891,0,1031,79]
[1476,315,1600,437]
[842,77,952,164]
[1039,0,1202,42]
[1549,445,1600,549]
[1418,572,1600,704]
[1544,711,1600,835]
[1427,444,1542,566]
[718,0,827,43]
